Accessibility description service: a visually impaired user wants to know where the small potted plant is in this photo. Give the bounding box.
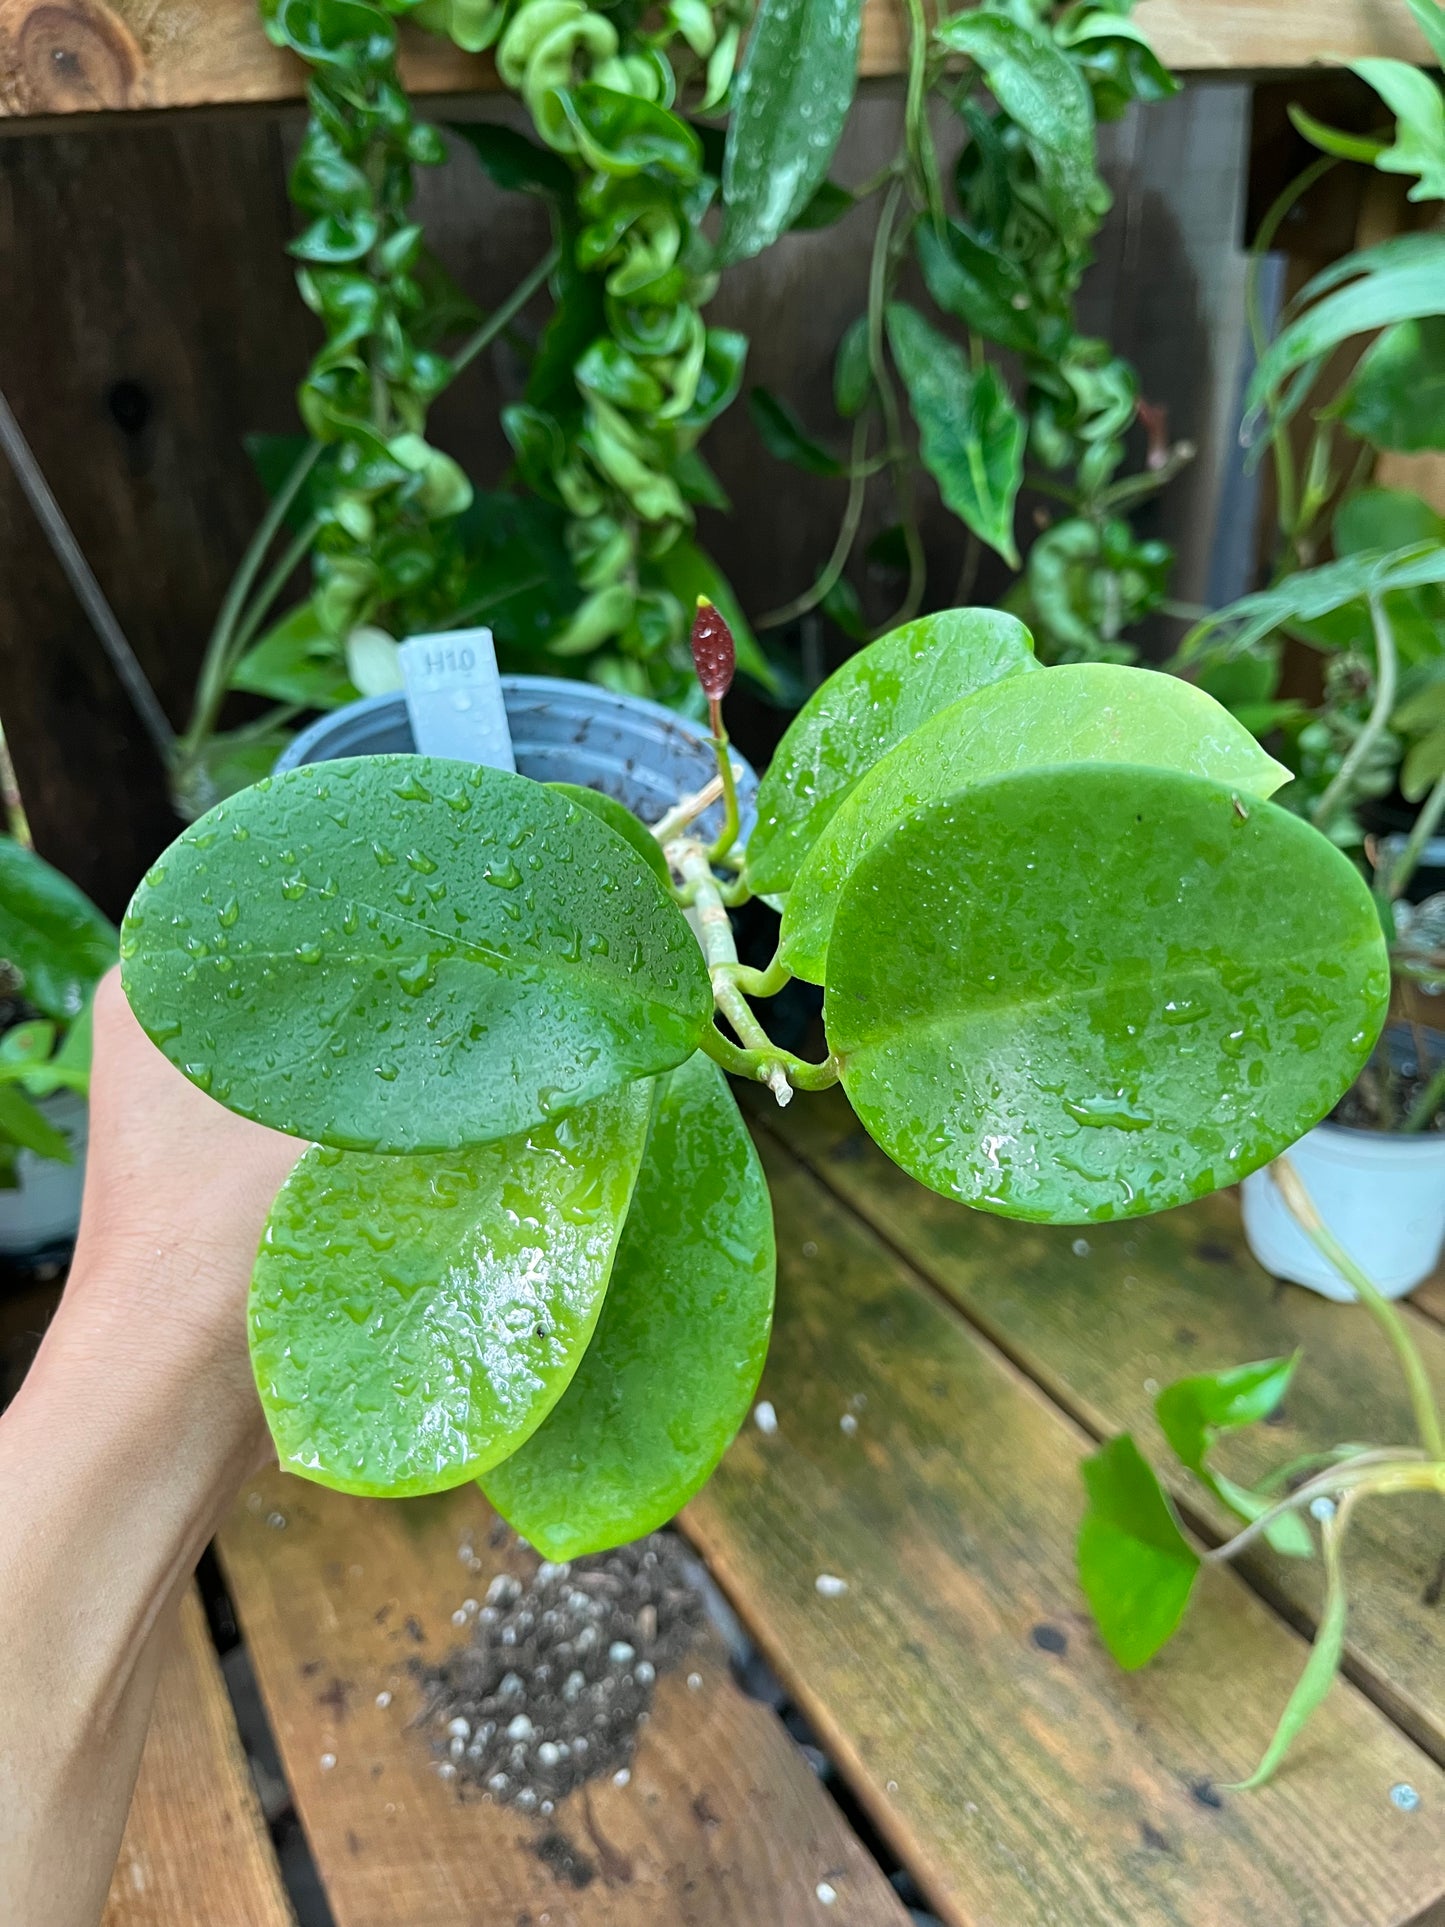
[0,837,116,1258]
[118,598,1385,1551]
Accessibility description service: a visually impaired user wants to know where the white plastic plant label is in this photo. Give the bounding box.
[400,627,515,771]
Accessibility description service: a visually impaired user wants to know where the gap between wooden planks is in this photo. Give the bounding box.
[0,0,1433,122]
[684,1131,1445,1927]
[216,1476,909,1927]
[749,1085,1445,1768]
[104,1585,293,1927]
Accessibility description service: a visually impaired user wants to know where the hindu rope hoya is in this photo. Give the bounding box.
[119,602,1389,1558]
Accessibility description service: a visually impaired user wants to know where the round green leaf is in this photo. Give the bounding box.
[744,609,1037,897]
[547,782,671,886]
[483,1053,774,1557]
[249,1080,652,1497]
[781,664,1293,984]
[121,757,710,1152]
[825,765,1390,1224]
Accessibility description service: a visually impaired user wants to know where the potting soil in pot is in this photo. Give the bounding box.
[412,1531,703,1811]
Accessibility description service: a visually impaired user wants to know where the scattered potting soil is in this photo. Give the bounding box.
[412,1531,704,1813]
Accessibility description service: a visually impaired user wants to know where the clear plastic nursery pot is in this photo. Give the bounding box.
[1241,1122,1445,1301]
[275,680,758,837]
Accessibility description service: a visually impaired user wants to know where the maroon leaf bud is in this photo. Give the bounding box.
[690,596,735,702]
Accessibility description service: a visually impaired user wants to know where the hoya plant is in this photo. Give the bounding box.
[119,604,1386,1570]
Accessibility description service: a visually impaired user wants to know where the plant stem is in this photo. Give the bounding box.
[867,179,927,628]
[1271,1154,1445,1460]
[1310,594,1398,834]
[1388,766,1445,904]
[450,244,561,377]
[651,771,727,846]
[670,838,836,1104]
[226,516,324,667]
[1404,1056,1445,1135]
[903,0,942,229]
[757,417,871,630]
[183,443,323,758]
[1096,441,1197,514]
[716,953,792,998]
[1203,1451,1435,1565]
[706,696,741,864]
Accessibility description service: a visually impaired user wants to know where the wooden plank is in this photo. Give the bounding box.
[757,1087,1445,1765]
[217,1474,909,1927]
[0,0,1433,123]
[686,1136,1445,1927]
[104,1585,294,1927]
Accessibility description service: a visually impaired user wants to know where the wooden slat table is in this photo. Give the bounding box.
[102,1097,1445,1925]
[103,1586,292,1927]
[0,0,1433,122]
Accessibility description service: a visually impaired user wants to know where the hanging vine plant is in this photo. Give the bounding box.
[173,0,791,817]
[735,0,1192,663]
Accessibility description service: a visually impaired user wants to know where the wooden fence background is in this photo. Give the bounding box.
[0,71,1308,918]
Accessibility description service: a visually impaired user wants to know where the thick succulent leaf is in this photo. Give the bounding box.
[825,765,1390,1223]
[483,1054,774,1556]
[249,1081,652,1497]
[0,839,116,1023]
[718,0,861,265]
[781,663,1291,984]
[887,302,1024,565]
[744,609,1037,896]
[121,757,710,1153]
[1079,1434,1200,1671]
[547,783,671,885]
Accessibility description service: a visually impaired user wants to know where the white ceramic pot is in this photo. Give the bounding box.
[1240,1120,1445,1301]
[0,1090,87,1257]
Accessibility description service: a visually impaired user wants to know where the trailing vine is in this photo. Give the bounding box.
[751,0,1191,663]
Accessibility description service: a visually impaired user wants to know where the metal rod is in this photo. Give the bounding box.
[0,387,176,763]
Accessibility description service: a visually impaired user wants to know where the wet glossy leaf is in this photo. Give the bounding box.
[1156,1356,1314,1559]
[483,1054,774,1556]
[825,765,1390,1223]
[888,303,1024,565]
[781,663,1292,984]
[547,783,671,885]
[718,0,861,264]
[249,1081,651,1497]
[745,608,1037,896]
[1342,315,1445,451]
[121,757,710,1153]
[1246,235,1445,435]
[935,8,1098,241]
[559,86,702,181]
[0,839,116,1023]
[1079,1434,1200,1670]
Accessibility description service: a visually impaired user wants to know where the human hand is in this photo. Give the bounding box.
[56,968,303,1459]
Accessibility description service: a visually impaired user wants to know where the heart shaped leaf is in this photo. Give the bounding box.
[249,1080,652,1497]
[483,1053,775,1557]
[1079,1434,1200,1671]
[744,609,1036,896]
[121,757,710,1152]
[781,664,1292,983]
[825,765,1390,1223]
